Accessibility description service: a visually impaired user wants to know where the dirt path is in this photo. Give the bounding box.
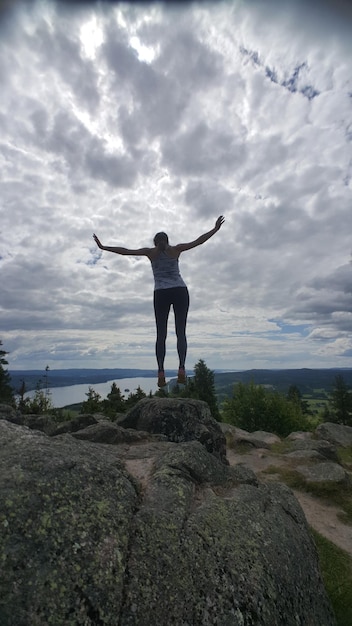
[227,448,352,558]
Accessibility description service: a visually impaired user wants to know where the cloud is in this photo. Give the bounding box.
[1,0,352,372]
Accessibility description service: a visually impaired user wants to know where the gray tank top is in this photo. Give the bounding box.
[151,252,187,290]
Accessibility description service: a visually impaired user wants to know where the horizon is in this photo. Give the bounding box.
[8,366,352,373]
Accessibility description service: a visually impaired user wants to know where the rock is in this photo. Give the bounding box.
[220,423,281,449]
[0,420,139,626]
[220,423,249,447]
[0,420,335,626]
[295,461,350,485]
[289,438,339,462]
[118,397,228,464]
[121,451,334,626]
[22,413,58,434]
[72,420,168,444]
[0,405,99,436]
[316,422,352,448]
[249,429,281,447]
[0,403,21,423]
[50,413,98,435]
[285,449,326,461]
[286,430,314,441]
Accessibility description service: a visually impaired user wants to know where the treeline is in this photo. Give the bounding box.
[72,361,352,437]
[80,359,220,419]
[1,341,352,436]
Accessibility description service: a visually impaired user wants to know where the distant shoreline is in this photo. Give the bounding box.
[9,367,352,395]
[9,369,161,393]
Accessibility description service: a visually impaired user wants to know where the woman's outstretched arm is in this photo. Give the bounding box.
[93,234,152,257]
[175,215,225,252]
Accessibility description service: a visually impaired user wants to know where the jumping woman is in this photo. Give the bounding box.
[93,215,225,387]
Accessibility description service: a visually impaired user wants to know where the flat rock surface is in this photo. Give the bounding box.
[227,447,352,557]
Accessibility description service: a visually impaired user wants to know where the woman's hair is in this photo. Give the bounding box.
[153,231,169,251]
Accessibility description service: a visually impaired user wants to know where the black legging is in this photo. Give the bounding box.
[153,286,189,371]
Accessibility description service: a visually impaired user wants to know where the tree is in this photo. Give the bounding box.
[101,382,126,417]
[165,359,220,419]
[192,359,220,420]
[287,385,310,415]
[222,380,308,437]
[330,374,352,426]
[0,341,14,404]
[23,384,53,414]
[124,385,147,410]
[80,387,102,414]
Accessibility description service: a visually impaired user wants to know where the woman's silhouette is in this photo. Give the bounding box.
[93,215,225,387]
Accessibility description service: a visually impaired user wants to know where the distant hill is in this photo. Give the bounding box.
[9,367,352,398]
[8,368,159,394]
[213,368,352,404]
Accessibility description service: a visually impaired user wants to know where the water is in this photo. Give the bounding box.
[24,376,169,408]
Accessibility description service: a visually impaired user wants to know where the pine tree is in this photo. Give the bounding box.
[0,341,14,404]
[193,359,220,420]
[80,387,102,414]
[102,382,126,416]
[330,374,352,426]
[124,385,147,410]
[287,385,310,415]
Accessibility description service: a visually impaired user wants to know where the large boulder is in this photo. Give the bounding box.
[0,403,21,423]
[295,461,350,486]
[220,423,281,449]
[0,405,99,436]
[288,438,339,462]
[0,420,139,626]
[118,397,228,464]
[71,420,168,444]
[316,422,352,447]
[0,419,335,626]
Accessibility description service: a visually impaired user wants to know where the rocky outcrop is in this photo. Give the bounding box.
[0,401,336,626]
[223,421,352,487]
[118,397,228,464]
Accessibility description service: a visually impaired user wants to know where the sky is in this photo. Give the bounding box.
[1,0,352,373]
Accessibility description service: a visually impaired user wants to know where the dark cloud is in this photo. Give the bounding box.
[184,180,234,218]
[162,122,247,176]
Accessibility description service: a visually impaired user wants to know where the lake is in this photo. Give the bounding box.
[24,376,170,408]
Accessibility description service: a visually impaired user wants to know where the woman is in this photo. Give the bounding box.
[93,215,225,387]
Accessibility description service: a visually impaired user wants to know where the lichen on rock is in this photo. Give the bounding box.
[0,403,336,626]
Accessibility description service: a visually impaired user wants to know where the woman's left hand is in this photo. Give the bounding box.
[215,215,225,230]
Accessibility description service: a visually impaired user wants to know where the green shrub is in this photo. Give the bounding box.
[222,380,310,437]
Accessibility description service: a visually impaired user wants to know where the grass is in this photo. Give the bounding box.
[311,528,352,626]
[337,446,352,471]
[270,440,296,454]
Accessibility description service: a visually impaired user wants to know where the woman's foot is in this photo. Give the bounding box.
[158,370,167,387]
[177,367,186,385]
